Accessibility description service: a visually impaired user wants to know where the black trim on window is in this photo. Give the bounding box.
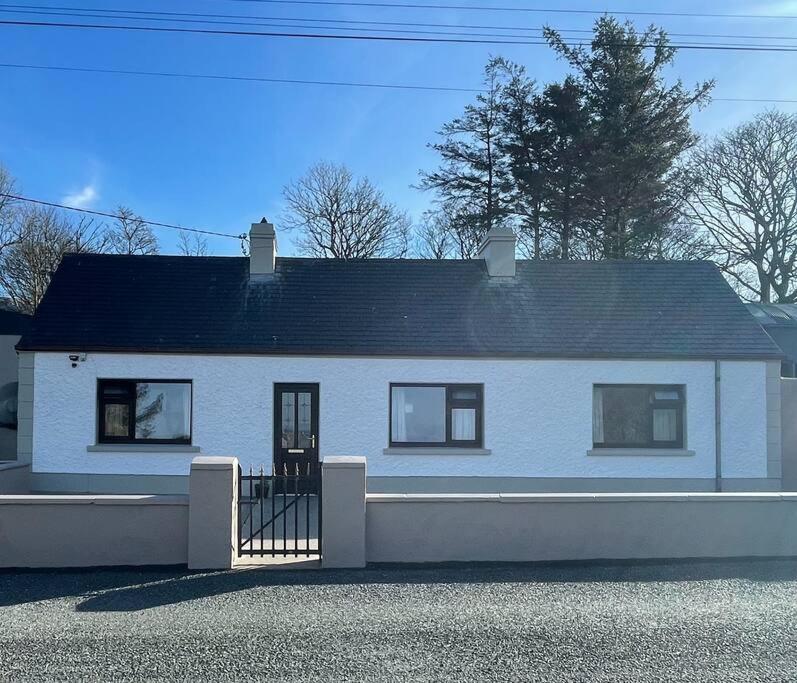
[97,379,193,445]
[389,383,483,448]
[593,383,684,450]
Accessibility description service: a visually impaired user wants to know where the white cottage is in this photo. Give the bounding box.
[15,222,783,494]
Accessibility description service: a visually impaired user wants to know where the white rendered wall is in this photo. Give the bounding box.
[30,353,768,480]
[721,361,768,478]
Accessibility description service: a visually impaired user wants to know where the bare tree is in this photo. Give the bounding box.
[177,231,209,256]
[283,162,410,258]
[415,209,454,259]
[108,206,158,255]
[685,110,797,302]
[0,166,19,253]
[0,206,108,313]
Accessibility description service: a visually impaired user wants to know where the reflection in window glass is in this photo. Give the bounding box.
[135,383,191,440]
[600,386,651,445]
[98,380,192,443]
[593,385,683,448]
[281,393,295,448]
[391,386,446,443]
[297,392,312,448]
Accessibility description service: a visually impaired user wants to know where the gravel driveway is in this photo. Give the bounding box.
[1,560,797,682]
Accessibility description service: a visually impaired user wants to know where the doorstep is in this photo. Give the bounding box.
[234,555,321,569]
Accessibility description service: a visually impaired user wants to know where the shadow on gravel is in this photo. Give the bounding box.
[2,558,797,612]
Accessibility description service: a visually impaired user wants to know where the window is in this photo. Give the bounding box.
[593,384,684,449]
[97,380,192,444]
[390,383,483,447]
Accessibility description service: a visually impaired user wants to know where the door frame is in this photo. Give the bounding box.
[272,383,320,473]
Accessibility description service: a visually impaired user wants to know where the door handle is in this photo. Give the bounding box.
[311,434,316,448]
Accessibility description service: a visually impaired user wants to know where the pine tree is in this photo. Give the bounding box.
[544,17,713,259]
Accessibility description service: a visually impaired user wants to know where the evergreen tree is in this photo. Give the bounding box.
[419,58,512,256]
[544,17,713,259]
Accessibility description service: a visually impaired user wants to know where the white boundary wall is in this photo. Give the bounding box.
[0,457,239,569]
[365,493,797,564]
[0,495,189,567]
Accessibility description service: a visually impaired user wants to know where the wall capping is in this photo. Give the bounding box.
[0,461,30,471]
[0,494,188,506]
[190,456,237,470]
[367,492,797,504]
[323,456,367,469]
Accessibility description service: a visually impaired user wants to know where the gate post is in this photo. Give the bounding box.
[188,456,239,570]
[321,456,366,568]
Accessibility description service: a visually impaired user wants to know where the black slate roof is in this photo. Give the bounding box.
[17,253,782,359]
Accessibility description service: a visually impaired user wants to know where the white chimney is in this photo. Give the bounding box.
[477,226,516,277]
[249,218,276,276]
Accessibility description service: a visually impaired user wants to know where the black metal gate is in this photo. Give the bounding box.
[238,464,322,558]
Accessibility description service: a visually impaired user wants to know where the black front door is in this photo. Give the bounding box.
[274,383,320,479]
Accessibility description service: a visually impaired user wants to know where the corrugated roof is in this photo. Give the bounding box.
[17,254,782,359]
[747,303,797,326]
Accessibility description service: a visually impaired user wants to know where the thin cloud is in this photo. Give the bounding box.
[62,184,98,209]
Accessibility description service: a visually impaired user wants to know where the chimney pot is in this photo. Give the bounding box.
[249,220,276,276]
[477,226,516,277]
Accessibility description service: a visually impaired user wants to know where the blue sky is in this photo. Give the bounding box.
[1,0,797,255]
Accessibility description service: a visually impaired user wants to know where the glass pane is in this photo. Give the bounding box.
[593,386,605,444]
[451,388,478,401]
[297,392,313,448]
[654,390,680,401]
[134,382,191,440]
[601,386,652,445]
[281,393,295,449]
[653,408,677,442]
[451,408,476,441]
[391,386,446,443]
[104,404,129,437]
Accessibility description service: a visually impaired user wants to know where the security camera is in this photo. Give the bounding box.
[68,353,85,368]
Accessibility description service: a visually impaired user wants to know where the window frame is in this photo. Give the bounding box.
[593,383,685,450]
[388,382,483,448]
[97,378,193,445]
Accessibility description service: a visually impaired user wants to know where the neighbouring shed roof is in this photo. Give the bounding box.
[17,254,782,359]
[0,300,31,336]
[747,303,797,364]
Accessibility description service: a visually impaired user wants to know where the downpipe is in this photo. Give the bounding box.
[715,360,722,493]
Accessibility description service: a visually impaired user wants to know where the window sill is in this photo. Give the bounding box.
[383,447,491,456]
[87,444,201,453]
[587,448,695,457]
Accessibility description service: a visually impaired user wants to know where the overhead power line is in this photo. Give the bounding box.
[9,17,797,51]
[0,7,607,41]
[0,62,480,92]
[5,3,797,42]
[0,194,245,240]
[1,61,796,104]
[219,0,797,21]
